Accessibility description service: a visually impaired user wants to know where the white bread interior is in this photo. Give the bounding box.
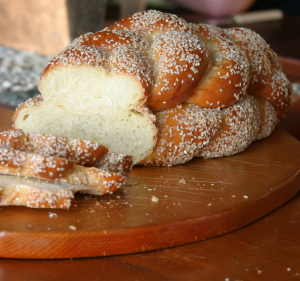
[14,65,157,164]
[40,65,148,112]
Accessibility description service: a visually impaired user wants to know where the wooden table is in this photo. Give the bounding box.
[0,14,299,281]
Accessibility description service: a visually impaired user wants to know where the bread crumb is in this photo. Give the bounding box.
[151,196,159,202]
[49,212,57,218]
[179,178,186,184]
[69,225,77,230]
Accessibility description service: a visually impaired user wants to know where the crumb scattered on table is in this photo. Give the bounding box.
[151,196,159,202]
[179,178,186,184]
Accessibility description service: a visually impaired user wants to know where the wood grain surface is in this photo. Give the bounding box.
[0,128,299,259]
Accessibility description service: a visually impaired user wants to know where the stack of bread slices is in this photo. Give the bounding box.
[0,129,132,209]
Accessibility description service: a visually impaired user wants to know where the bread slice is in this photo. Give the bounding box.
[0,148,126,196]
[0,129,108,166]
[0,174,87,209]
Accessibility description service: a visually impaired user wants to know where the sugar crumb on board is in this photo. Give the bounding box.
[151,195,159,202]
[179,178,187,184]
[49,212,57,218]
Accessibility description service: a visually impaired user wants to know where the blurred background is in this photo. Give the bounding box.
[0,0,299,107]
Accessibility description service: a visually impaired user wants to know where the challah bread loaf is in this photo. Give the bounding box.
[13,10,292,167]
[107,11,211,111]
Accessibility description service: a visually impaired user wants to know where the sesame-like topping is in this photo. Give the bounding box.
[186,23,250,108]
[110,10,192,35]
[140,103,221,166]
[199,95,261,158]
[226,27,292,119]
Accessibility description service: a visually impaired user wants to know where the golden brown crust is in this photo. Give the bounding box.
[95,153,133,177]
[186,24,250,109]
[108,10,193,35]
[0,130,129,207]
[139,103,221,166]
[140,95,278,166]
[0,148,77,180]
[146,31,210,111]
[198,95,261,158]
[62,166,126,195]
[225,27,291,119]
[108,11,211,111]
[0,185,74,209]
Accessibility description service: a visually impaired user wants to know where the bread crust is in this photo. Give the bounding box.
[225,27,292,119]
[95,153,133,177]
[139,95,277,166]
[186,24,250,109]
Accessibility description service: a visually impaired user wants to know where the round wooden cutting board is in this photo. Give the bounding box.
[0,129,299,259]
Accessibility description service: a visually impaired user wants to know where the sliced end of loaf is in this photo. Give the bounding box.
[13,97,157,164]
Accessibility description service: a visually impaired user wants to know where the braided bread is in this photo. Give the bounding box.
[13,10,292,167]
